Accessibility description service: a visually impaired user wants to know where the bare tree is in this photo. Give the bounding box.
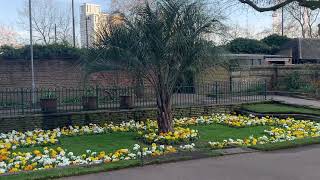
[110,0,154,12]
[305,6,320,37]
[238,0,320,37]
[18,0,73,45]
[0,25,20,47]
[284,2,320,38]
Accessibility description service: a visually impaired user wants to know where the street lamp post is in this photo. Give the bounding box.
[54,24,57,43]
[29,0,36,104]
[72,0,76,47]
[281,7,284,36]
[86,16,89,49]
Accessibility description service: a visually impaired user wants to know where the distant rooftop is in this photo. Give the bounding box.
[224,54,291,59]
[278,38,320,61]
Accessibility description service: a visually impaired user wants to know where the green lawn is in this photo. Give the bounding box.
[192,124,268,142]
[242,103,320,115]
[15,124,269,154]
[16,132,140,154]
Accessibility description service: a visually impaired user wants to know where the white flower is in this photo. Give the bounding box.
[0,169,5,174]
[133,144,140,151]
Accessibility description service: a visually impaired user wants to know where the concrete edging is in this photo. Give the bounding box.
[236,109,320,121]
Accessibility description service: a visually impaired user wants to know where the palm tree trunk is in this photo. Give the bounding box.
[156,88,174,133]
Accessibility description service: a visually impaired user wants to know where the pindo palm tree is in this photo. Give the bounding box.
[85,0,223,133]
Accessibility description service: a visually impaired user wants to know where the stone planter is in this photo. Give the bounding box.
[82,96,98,110]
[120,95,133,109]
[40,98,57,113]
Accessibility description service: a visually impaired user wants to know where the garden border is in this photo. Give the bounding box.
[236,109,320,121]
[237,100,320,121]
[1,147,257,180]
[0,104,237,132]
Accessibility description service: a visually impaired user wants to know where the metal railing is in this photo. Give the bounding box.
[0,81,267,117]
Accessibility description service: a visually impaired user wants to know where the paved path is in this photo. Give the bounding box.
[270,95,320,108]
[62,144,320,180]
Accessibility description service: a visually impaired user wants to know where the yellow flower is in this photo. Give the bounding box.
[14,164,20,168]
[24,165,33,171]
[119,149,129,154]
[56,147,63,152]
[31,162,37,167]
[33,150,41,156]
[98,151,106,159]
[9,168,19,173]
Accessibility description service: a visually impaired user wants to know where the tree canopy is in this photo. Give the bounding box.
[226,34,291,54]
[85,0,222,133]
[227,38,271,54]
[261,34,291,53]
[0,44,82,60]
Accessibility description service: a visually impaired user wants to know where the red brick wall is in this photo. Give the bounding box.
[0,58,134,88]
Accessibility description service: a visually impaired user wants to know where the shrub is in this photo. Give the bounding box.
[261,34,290,54]
[0,44,84,60]
[226,35,291,55]
[281,71,303,91]
[227,38,271,54]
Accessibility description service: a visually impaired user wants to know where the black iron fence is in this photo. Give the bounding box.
[0,81,267,117]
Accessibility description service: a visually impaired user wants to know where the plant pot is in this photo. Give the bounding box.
[82,96,98,110]
[40,98,57,113]
[120,95,133,109]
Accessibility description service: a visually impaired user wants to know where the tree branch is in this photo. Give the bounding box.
[239,0,296,12]
[238,0,320,12]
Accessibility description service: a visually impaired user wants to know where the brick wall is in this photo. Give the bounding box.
[0,58,134,88]
[196,64,320,89]
[0,105,234,132]
[231,65,320,89]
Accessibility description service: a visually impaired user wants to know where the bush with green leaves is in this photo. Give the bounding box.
[40,91,57,99]
[83,88,97,97]
[0,44,83,60]
[261,34,290,54]
[227,38,271,54]
[226,34,291,55]
[283,71,302,90]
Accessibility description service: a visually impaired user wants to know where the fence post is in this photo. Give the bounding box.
[229,76,232,100]
[264,79,267,100]
[96,85,99,108]
[215,82,218,104]
[20,88,24,114]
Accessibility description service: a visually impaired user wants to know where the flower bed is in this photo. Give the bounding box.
[139,127,199,145]
[2,113,320,175]
[0,144,178,174]
[208,116,320,149]
[0,118,202,174]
